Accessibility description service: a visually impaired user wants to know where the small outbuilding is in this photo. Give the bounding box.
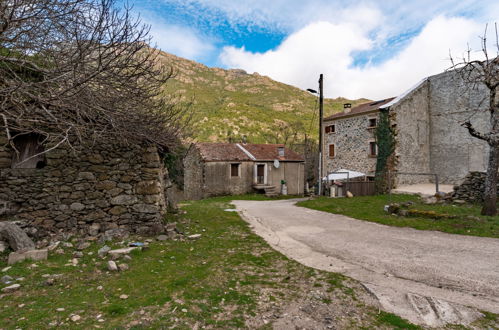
[183,143,305,200]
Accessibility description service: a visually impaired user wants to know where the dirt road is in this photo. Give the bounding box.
[233,199,499,327]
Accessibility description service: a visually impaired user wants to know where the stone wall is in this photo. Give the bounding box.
[390,70,490,185]
[428,70,489,184]
[391,79,431,185]
[183,146,204,200]
[323,113,378,176]
[0,135,168,239]
[452,172,499,203]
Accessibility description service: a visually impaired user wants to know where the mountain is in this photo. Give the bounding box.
[158,51,369,143]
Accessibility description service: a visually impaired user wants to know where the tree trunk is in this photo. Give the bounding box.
[0,222,35,251]
[481,145,499,216]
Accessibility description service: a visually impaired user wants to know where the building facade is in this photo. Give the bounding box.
[0,134,169,239]
[322,99,394,178]
[184,143,305,200]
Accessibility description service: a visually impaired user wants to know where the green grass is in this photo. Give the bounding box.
[297,194,499,238]
[0,195,443,328]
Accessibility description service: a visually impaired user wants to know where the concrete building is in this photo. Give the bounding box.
[184,143,305,200]
[321,69,490,186]
[322,98,395,179]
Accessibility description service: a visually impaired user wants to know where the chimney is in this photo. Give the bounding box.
[278,147,285,157]
[343,103,352,113]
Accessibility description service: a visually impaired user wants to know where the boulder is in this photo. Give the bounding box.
[8,249,48,265]
[0,222,35,251]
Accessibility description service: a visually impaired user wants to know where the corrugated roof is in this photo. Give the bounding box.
[194,143,304,162]
[324,97,396,121]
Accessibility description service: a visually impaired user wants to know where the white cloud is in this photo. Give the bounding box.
[220,16,485,99]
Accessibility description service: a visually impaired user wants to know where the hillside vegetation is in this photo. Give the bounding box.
[158,51,368,143]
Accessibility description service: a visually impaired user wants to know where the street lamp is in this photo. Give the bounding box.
[307,74,324,195]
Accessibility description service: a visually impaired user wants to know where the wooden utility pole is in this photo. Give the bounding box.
[318,74,324,195]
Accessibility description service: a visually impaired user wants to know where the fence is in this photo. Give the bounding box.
[346,180,376,196]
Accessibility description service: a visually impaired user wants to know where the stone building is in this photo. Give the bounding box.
[0,133,170,239]
[322,68,490,186]
[322,98,395,178]
[184,143,304,200]
[381,69,490,185]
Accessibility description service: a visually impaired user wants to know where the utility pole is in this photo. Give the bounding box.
[318,74,324,196]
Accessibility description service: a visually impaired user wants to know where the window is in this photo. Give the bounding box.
[230,163,240,177]
[369,141,377,157]
[325,125,335,134]
[368,118,377,128]
[11,134,46,169]
[328,144,335,158]
[278,147,285,157]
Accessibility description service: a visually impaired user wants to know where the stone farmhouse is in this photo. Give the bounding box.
[0,134,170,239]
[322,98,395,179]
[322,68,490,186]
[184,143,305,200]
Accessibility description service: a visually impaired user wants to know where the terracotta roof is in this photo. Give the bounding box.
[194,143,304,162]
[324,98,396,121]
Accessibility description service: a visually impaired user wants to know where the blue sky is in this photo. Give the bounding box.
[127,0,499,99]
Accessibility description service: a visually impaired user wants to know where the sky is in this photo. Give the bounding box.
[128,0,499,100]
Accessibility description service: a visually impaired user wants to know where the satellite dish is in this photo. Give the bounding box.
[273,159,280,168]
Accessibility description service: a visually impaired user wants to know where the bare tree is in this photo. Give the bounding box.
[0,0,190,156]
[451,24,499,215]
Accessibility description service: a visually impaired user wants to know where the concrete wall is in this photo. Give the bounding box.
[266,161,304,195]
[323,113,378,176]
[203,161,254,197]
[0,135,167,239]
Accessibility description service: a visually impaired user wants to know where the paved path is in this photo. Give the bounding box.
[233,199,499,327]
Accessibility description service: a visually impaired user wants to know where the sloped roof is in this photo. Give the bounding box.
[324,97,396,121]
[194,143,304,162]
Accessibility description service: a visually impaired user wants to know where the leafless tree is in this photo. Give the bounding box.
[0,0,190,157]
[450,24,499,215]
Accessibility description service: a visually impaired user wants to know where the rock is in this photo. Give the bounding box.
[1,283,20,293]
[73,251,84,258]
[118,263,129,271]
[124,255,132,261]
[71,258,79,266]
[100,228,129,242]
[70,202,85,211]
[45,278,55,286]
[70,314,81,322]
[110,195,138,206]
[47,241,60,251]
[0,222,36,251]
[107,260,118,271]
[76,242,91,250]
[2,266,11,272]
[346,191,354,198]
[0,241,7,253]
[108,247,139,257]
[188,234,202,240]
[63,242,73,248]
[56,308,65,312]
[98,245,111,257]
[97,285,103,290]
[8,249,48,265]
[119,294,128,299]
[55,248,65,255]
[454,199,466,205]
[156,235,168,241]
[88,223,101,236]
[1,275,13,284]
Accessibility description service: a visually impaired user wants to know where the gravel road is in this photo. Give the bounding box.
[233,198,499,327]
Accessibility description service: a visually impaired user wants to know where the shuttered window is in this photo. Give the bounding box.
[329,144,335,158]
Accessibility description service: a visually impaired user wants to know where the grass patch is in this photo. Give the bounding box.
[0,195,422,328]
[297,194,499,238]
[375,311,421,329]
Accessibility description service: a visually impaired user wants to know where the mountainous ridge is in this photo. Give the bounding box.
[158,50,369,143]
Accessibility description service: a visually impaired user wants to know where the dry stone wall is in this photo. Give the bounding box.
[0,135,167,239]
[452,172,499,203]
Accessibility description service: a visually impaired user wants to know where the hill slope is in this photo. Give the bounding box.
[158,51,368,143]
